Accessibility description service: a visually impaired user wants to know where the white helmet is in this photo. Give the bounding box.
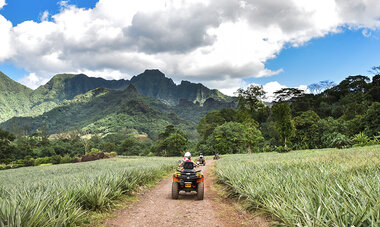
[184,152,191,158]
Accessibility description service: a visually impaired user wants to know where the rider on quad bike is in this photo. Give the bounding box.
[173,152,204,200]
[197,153,206,166]
[179,152,198,168]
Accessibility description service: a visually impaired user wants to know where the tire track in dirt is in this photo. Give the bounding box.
[105,160,269,227]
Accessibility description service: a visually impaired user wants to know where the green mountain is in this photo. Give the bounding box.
[1,85,197,139]
[130,70,232,105]
[0,70,232,123]
[0,72,34,122]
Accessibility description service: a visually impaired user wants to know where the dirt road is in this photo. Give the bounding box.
[105,160,269,227]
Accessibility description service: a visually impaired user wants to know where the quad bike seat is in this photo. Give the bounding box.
[182,161,195,173]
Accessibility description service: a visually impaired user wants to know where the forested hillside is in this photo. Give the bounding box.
[196,74,380,154]
[0,69,232,123]
[0,72,34,121]
[1,85,196,138]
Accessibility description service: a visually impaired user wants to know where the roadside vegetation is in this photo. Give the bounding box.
[0,157,177,226]
[215,146,380,226]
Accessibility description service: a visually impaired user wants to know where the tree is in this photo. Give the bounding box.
[206,122,248,154]
[158,125,176,140]
[121,137,144,156]
[335,75,370,94]
[293,110,320,148]
[272,103,295,147]
[243,120,264,153]
[274,88,304,103]
[363,102,380,136]
[162,132,188,156]
[205,122,262,154]
[235,85,267,122]
[151,125,189,156]
[197,111,226,140]
[103,142,117,153]
[0,129,16,163]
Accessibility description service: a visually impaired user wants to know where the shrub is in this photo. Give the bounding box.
[61,155,74,163]
[50,155,62,164]
[262,145,272,152]
[352,132,369,147]
[88,148,101,155]
[330,133,352,149]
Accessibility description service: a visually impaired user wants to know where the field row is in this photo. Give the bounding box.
[215,146,380,226]
[0,157,178,227]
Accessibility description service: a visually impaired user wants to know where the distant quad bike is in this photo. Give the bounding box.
[197,156,206,166]
[213,153,220,160]
[172,161,204,200]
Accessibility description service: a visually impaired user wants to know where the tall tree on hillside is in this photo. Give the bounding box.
[293,110,320,148]
[363,102,380,136]
[235,85,267,122]
[158,125,176,140]
[272,103,295,147]
[0,129,16,163]
[152,125,188,156]
[197,111,226,140]
[244,119,264,153]
[274,88,304,103]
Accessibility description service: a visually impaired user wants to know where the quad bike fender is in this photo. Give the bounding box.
[173,176,180,183]
[196,176,204,183]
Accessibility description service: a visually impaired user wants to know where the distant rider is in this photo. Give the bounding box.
[198,153,204,163]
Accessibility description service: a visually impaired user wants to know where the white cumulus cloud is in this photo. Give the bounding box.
[0,0,6,9]
[246,81,309,102]
[0,0,379,91]
[18,73,49,89]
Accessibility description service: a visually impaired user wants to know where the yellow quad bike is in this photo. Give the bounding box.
[172,161,204,200]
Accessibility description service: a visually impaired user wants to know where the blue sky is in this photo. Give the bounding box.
[0,0,379,95]
[247,29,380,87]
[0,0,97,25]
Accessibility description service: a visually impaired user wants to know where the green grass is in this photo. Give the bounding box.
[0,157,178,227]
[215,145,380,226]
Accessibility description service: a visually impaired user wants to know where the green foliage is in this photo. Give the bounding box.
[293,110,320,147]
[0,129,16,163]
[1,70,233,143]
[120,137,145,156]
[215,146,380,226]
[151,128,188,157]
[363,102,380,136]
[0,157,178,226]
[103,142,117,153]
[235,84,268,122]
[352,132,369,147]
[272,103,295,146]
[262,145,272,152]
[328,133,352,149]
[88,148,101,155]
[203,122,262,154]
[197,110,226,140]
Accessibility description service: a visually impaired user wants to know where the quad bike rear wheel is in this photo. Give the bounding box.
[197,182,204,200]
[172,182,179,199]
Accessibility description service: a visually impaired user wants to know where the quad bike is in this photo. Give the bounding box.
[213,154,220,160]
[196,156,206,166]
[172,161,204,200]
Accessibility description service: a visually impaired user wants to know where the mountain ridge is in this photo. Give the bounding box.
[0,84,197,139]
[0,69,232,123]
